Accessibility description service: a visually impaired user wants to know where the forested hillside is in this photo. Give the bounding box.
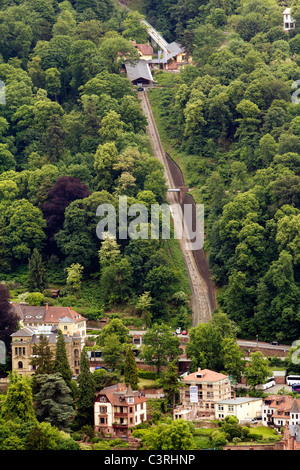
[147,0,300,342]
[0,0,192,329]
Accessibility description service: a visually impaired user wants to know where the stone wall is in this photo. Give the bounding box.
[223,442,283,450]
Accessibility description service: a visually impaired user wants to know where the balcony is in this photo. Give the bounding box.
[114,412,127,418]
[113,422,128,428]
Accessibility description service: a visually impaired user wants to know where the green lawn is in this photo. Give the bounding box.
[249,425,281,441]
[193,435,213,449]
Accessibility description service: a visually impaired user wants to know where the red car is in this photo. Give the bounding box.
[182,330,187,335]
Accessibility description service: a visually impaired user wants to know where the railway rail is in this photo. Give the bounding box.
[139,90,213,325]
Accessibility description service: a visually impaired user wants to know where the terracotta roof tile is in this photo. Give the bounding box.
[12,303,86,324]
[183,368,229,383]
[136,44,153,55]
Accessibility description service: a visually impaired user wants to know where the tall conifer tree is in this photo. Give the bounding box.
[75,348,95,428]
[53,329,73,389]
[27,248,47,292]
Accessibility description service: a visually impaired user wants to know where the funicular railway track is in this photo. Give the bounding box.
[139,90,213,325]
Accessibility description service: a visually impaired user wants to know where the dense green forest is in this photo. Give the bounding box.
[147,0,300,342]
[0,0,192,329]
[0,0,299,343]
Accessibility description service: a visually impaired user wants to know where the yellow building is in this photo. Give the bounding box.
[215,397,263,423]
[11,325,82,377]
[12,303,87,339]
[10,303,87,378]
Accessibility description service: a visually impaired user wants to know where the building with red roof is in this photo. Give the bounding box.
[94,383,147,437]
[262,394,300,429]
[177,368,231,418]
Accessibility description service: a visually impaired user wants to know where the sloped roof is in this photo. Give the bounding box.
[136,44,153,56]
[96,383,147,406]
[167,41,185,60]
[11,327,35,338]
[12,303,86,324]
[215,397,262,405]
[125,60,153,82]
[290,398,300,414]
[183,368,229,383]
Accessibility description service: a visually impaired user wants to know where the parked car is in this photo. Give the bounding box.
[182,330,187,335]
[270,341,279,346]
[176,327,181,334]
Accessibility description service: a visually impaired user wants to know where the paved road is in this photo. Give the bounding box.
[139,91,212,325]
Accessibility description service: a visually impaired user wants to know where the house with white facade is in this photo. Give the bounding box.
[262,394,300,429]
[283,8,295,32]
[215,396,263,423]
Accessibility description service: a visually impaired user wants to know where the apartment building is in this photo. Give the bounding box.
[180,368,231,417]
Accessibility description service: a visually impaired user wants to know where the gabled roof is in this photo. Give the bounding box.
[11,327,35,337]
[290,398,300,414]
[136,44,153,56]
[95,383,147,406]
[167,41,185,60]
[12,303,86,324]
[125,60,153,82]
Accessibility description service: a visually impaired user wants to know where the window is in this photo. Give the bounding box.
[228,405,234,412]
[218,405,224,411]
[100,396,106,403]
[100,406,107,413]
[18,361,23,369]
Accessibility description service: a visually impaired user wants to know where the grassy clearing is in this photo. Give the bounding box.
[249,426,281,441]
